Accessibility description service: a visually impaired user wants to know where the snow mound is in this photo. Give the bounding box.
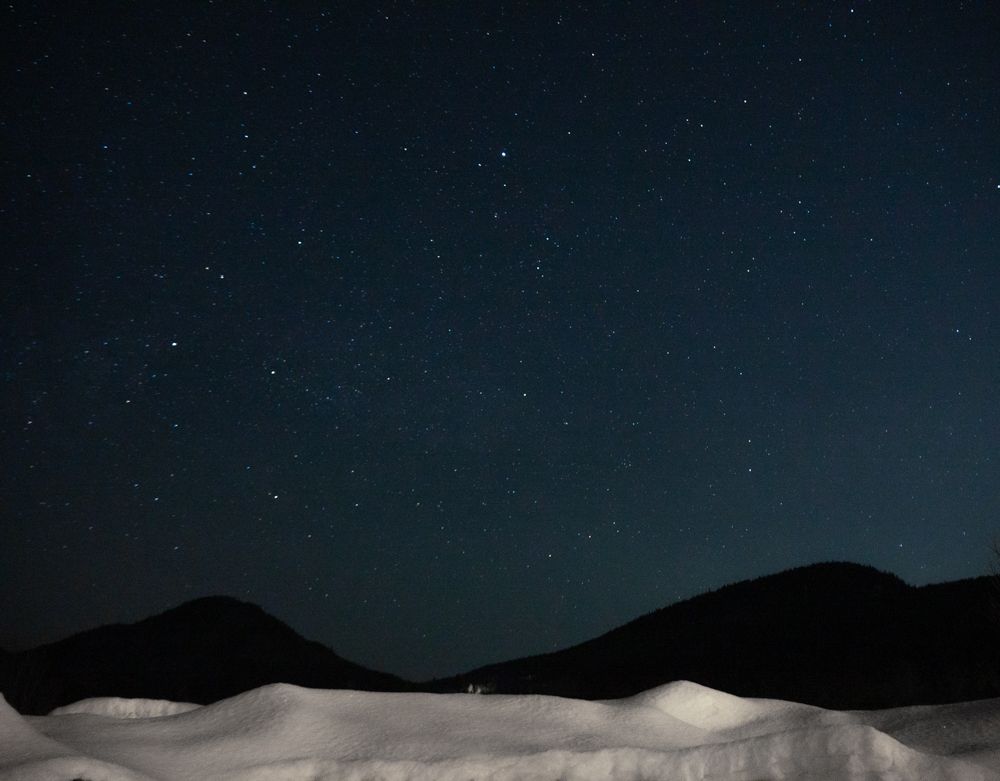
[623,679,806,730]
[2,683,998,780]
[50,696,201,719]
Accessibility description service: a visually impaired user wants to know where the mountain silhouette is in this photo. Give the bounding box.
[0,595,411,714]
[3,563,999,714]
[431,562,1000,709]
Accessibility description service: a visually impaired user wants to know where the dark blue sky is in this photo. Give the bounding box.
[2,1,998,680]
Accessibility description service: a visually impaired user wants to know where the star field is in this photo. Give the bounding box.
[2,2,999,679]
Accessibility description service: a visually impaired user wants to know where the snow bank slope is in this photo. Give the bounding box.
[2,682,997,780]
[0,694,156,781]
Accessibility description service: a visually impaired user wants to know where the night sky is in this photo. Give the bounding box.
[3,2,999,681]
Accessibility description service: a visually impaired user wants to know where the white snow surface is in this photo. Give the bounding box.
[1,680,998,780]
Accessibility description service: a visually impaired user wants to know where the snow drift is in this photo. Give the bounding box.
[2,680,998,780]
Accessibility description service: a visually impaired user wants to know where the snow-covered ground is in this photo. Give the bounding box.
[2,681,998,780]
